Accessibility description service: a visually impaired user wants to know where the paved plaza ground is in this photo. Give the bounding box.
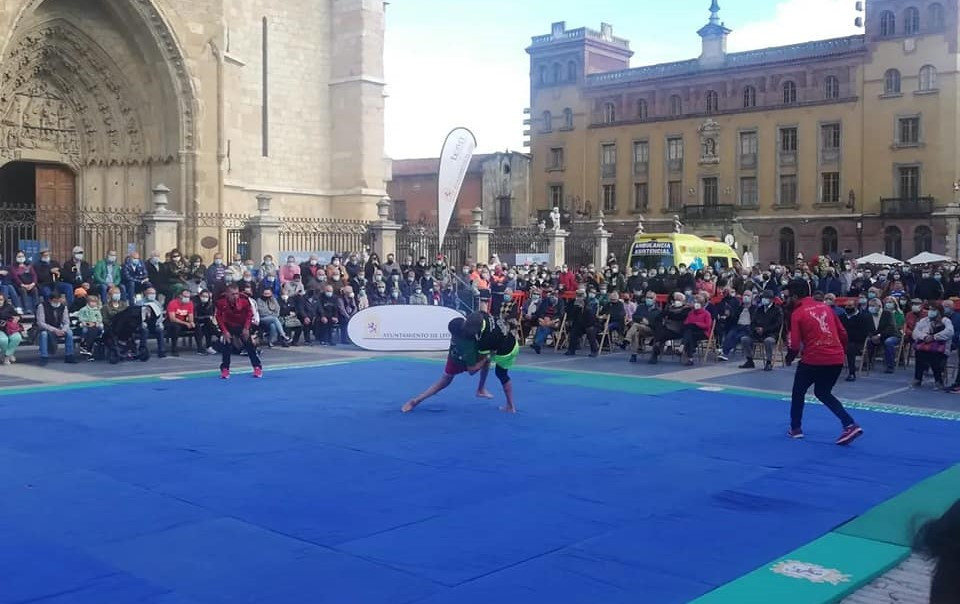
[0,342,956,603]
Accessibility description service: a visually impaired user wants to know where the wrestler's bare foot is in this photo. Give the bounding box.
[476,389,494,399]
[499,404,517,414]
[402,399,419,413]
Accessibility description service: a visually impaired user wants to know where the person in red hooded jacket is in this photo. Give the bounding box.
[785,279,863,445]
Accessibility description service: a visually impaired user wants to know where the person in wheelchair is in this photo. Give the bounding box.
[103,304,152,364]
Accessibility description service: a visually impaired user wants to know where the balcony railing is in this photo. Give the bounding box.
[682,204,736,221]
[880,196,934,217]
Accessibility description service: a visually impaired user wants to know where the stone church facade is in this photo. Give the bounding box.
[0,0,387,258]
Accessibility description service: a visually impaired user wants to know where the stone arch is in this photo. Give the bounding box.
[1,0,198,159]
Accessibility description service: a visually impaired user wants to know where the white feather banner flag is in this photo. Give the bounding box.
[437,128,477,250]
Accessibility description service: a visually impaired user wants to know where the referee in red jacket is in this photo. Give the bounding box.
[786,280,863,445]
[215,283,262,379]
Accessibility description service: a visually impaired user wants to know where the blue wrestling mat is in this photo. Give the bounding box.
[0,358,957,604]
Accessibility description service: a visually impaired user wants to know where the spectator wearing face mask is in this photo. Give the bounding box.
[564,289,599,357]
[163,249,190,298]
[364,253,381,282]
[530,290,563,354]
[137,287,166,357]
[864,297,899,373]
[943,300,960,392]
[915,268,945,301]
[368,280,388,306]
[295,288,321,344]
[62,246,93,294]
[680,293,712,366]
[316,285,340,345]
[194,290,219,354]
[10,250,39,313]
[499,288,520,330]
[600,291,626,346]
[840,299,872,381]
[256,288,288,347]
[606,265,625,292]
[904,298,926,343]
[165,289,196,356]
[381,253,399,277]
[336,286,358,344]
[325,256,343,282]
[0,291,23,364]
[34,248,71,303]
[400,271,420,302]
[121,253,149,304]
[36,292,77,364]
[101,286,128,330]
[717,289,751,362]
[409,284,429,305]
[92,251,124,304]
[650,292,689,364]
[186,255,207,293]
[299,255,322,288]
[626,292,661,362]
[912,303,953,390]
[278,256,300,284]
[260,270,281,298]
[737,290,783,371]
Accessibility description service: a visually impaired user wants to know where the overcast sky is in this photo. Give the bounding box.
[383,0,862,158]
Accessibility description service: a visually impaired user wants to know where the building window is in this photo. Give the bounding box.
[261,17,269,157]
[542,110,553,133]
[779,228,796,265]
[782,81,797,104]
[602,184,617,212]
[821,172,840,203]
[539,66,547,85]
[549,147,564,170]
[824,75,840,99]
[904,7,920,34]
[884,69,901,94]
[667,137,683,161]
[633,140,649,174]
[884,226,903,259]
[880,10,896,36]
[552,62,561,83]
[743,86,756,108]
[702,177,719,206]
[899,116,920,145]
[549,184,564,209]
[919,65,938,91]
[739,131,758,156]
[822,226,839,256]
[392,200,408,224]
[603,102,616,124]
[636,99,648,120]
[633,182,648,211]
[929,3,945,29]
[601,143,617,178]
[914,225,933,254]
[670,95,682,116]
[740,177,758,207]
[781,127,798,152]
[667,180,682,210]
[779,174,798,206]
[567,60,577,81]
[821,123,841,150]
[563,108,574,129]
[705,90,719,114]
[899,166,921,199]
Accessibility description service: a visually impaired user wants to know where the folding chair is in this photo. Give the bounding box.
[554,313,570,351]
[751,330,782,367]
[696,321,718,363]
[597,315,613,354]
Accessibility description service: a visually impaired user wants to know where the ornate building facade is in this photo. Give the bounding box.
[0,0,387,258]
[527,1,960,264]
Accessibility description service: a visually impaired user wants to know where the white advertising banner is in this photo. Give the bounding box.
[347,305,462,352]
[437,127,477,249]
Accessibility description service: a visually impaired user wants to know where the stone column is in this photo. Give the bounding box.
[547,228,569,268]
[142,184,183,255]
[247,193,283,263]
[368,197,402,261]
[593,211,611,267]
[465,207,493,265]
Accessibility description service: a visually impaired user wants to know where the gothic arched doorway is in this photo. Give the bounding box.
[0,161,75,263]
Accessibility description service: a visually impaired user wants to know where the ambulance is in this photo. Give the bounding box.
[626,233,740,271]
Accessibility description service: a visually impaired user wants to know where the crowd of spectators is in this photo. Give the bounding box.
[2,246,960,391]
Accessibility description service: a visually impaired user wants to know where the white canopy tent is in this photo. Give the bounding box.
[855,252,902,265]
[906,252,951,265]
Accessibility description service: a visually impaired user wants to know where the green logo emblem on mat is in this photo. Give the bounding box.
[770,560,852,586]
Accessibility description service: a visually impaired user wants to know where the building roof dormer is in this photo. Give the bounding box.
[697,0,732,66]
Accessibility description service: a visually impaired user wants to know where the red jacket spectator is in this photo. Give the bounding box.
[215,293,253,334]
[559,270,577,294]
[684,307,712,333]
[789,297,848,365]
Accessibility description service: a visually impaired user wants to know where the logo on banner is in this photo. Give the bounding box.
[770,560,851,585]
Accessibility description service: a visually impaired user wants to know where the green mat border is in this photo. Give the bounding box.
[690,462,959,603]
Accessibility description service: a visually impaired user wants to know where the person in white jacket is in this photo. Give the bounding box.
[912,304,954,389]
